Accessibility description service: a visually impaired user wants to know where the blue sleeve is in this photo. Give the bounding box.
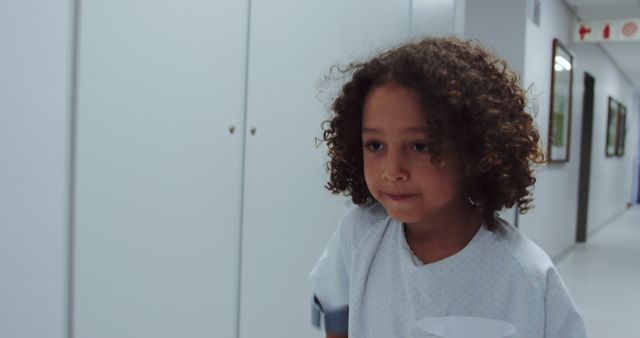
[311,295,349,334]
[308,212,353,334]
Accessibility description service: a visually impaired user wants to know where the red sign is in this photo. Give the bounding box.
[623,22,638,37]
[575,19,640,42]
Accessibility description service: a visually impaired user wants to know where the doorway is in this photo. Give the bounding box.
[637,100,640,204]
[576,72,595,242]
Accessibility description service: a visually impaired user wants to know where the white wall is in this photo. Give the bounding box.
[462,0,639,258]
[519,0,639,256]
[411,0,457,38]
[0,1,72,338]
[464,0,527,77]
[519,0,577,259]
[462,0,533,227]
[569,44,639,235]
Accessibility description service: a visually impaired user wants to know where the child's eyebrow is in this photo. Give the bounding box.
[362,128,381,134]
[404,127,428,133]
[362,127,428,134]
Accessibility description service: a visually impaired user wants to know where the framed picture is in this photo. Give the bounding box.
[606,97,618,157]
[616,103,627,157]
[547,38,573,163]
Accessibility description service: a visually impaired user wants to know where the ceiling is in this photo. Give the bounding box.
[564,0,640,94]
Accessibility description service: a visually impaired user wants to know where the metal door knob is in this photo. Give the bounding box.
[228,125,236,134]
[250,127,257,135]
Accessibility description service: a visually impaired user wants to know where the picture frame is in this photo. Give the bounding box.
[606,97,618,157]
[616,103,627,157]
[547,38,574,163]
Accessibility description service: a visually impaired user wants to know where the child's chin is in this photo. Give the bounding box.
[383,207,422,224]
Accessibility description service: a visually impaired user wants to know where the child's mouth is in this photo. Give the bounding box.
[383,192,419,201]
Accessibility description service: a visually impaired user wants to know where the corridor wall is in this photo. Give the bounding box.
[464,0,639,258]
[462,0,528,228]
[519,0,579,259]
[569,44,639,235]
[521,0,639,246]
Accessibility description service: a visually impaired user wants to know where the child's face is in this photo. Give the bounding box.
[361,83,467,226]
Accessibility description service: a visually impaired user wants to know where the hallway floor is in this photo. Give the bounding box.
[556,206,640,338]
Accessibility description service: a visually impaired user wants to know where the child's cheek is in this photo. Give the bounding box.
[362,159,379,194]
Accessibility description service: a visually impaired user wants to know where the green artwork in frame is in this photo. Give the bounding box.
[547,39,573,163]
[552,113,564,146]
[616,105,627,157]
[606,96,623,158]
[606,97,618,157]
[551,95,566,147]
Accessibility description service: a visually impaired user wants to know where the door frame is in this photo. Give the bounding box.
[576,72,595,242]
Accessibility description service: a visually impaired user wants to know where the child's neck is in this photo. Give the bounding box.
[403,202,483,264]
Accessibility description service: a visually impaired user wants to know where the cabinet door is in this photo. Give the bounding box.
[239,1,411,337]
[344,0,412,59]
[74,1,248,338]
[239,1,348,337]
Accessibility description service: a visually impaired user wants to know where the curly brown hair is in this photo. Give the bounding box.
[322,37,545,229]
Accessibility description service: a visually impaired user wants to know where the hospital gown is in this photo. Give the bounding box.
[309,203,587,338]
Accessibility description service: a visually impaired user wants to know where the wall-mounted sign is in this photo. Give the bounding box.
[574,18,640,42]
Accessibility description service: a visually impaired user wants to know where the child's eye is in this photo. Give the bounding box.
[412,142,430,153]
[364,141,383,152]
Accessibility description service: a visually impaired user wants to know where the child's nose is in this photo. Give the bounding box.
[382,152,409,181]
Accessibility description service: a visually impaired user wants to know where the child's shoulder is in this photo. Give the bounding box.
[341,201,388,226]
[337,202,390,248]
[491,217,556,279]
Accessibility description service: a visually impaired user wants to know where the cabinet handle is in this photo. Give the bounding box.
[229,125,236,134]
[250,127,257,136]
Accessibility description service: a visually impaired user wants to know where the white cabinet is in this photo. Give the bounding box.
[74,1,248,337]
[344,0,412,58]
[74,1,412,338]
[238,1,410,337]
[238,1,346,337]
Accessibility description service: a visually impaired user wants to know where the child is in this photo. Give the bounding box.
[309,37,587,338]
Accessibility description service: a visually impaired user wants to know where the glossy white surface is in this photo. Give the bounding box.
[239,0,411,337]
[411,0,457,38]
[0,1,72,338]
[556,206,640,338]
[74,1,248,337]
